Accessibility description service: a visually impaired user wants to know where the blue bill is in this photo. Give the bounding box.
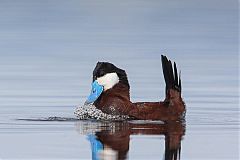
[85,80,104,104]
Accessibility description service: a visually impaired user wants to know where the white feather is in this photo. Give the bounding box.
[96,72,119,91]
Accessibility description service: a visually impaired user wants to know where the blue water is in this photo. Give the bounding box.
[0,1,239,159]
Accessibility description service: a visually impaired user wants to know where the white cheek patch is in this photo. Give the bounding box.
[96,72,119,91]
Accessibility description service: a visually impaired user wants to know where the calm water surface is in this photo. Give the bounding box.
[0,1,238,160]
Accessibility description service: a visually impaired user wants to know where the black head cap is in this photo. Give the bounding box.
[92,62,130,88]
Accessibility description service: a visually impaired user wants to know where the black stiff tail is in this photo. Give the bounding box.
[161,55,181,96]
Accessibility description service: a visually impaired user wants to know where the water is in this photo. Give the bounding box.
[0,0,239,159]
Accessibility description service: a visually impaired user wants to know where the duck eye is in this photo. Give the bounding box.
[98,71,105,77]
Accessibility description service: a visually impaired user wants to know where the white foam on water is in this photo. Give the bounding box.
[74,104,129,121]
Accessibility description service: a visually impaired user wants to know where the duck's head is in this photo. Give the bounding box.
[85,62,129,104]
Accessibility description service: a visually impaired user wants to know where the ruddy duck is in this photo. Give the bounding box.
[84,55,185,121]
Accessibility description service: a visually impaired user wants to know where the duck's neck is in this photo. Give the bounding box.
[94,83,130,110]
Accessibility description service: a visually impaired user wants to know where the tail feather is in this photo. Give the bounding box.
[161,56,170,90]
[174,62,178,87]
[179,71,181,94]
[161,55,182,98]
[168,60,174,89]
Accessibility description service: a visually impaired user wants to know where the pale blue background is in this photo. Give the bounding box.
[0,0,238,159]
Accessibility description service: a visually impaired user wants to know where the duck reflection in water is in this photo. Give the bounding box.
[76,120,185,160]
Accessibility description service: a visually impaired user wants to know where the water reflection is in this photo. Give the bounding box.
[75,120,186,160]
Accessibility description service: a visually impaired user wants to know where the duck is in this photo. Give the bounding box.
[84,55,185,121]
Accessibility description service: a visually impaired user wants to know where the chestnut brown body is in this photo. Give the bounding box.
[94,83,185,121]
